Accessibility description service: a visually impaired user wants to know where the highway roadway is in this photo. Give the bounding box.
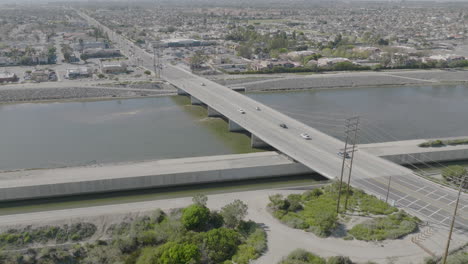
[77,10,467,234]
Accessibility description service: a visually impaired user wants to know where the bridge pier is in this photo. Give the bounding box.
[228,120,246,132]
[177,88,189,95]
[207,106,223,118]
[251,134,270,148]
[191,96,203,105]
[230,86,246,92]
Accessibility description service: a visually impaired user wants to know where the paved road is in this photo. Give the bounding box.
[78,10,467,234]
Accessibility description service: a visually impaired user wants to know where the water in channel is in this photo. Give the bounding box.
[248,84,468,143]
[1,84,468,171]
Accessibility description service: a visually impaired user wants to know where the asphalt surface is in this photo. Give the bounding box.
[78,10,468,235]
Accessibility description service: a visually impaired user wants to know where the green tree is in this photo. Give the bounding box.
[182,204,210,231]
[158,242,200,264]
[220,200,248,228]
[202,228,240,263]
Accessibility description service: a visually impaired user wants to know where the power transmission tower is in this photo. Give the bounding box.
[152,41,162,79]
[337,116,360,213]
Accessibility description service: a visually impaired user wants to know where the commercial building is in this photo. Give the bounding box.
[0,72,18,83]
[66,67,92,79]
[101,62,127,74]
[31,70,49,82]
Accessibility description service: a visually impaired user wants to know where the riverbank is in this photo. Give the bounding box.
[0,68,467,103]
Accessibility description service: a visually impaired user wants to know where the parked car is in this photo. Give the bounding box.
[338,151,351,159]
[279,123,288,129]
[300,133,311,140]
[201,82,206,86]
[256,106,261,111]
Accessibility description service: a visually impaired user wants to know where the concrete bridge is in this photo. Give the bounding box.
[75,10,468,233]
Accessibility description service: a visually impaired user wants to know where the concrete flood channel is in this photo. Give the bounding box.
[1,83,468,213]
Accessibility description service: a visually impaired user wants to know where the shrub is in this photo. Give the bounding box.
[327,256,354,264]
[202,228,240,263]
[156,242,201,264]
[229,222,267,264]
[281,213,309,229]
[302,189,323,200]
[269,194,290,211]
[221,200,248,228]
[279,249,326,264]
[136,230,160,246]
[287,194,303,212]
[144,70,151,75]
[208,211,224,229]
[150,209,166,224]
[182,204,210,231]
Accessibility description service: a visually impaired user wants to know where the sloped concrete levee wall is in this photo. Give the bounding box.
[0,162,311,202]
[381,148,468,165]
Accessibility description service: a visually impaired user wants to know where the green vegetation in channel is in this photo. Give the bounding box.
[418,138,468,148]
[441,165,467,188]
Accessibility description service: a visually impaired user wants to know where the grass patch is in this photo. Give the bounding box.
[268,182,418,240]
[418,138,468,148]
[348,210,420,241]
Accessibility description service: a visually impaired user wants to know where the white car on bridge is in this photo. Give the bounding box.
[300,133,311,140]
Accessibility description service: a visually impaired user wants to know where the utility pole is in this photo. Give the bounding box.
[153,41,162,79]
[385,176,392,203]
[442,174,466,264]
[337,116,359,213]
[153,46,157,78]
[344,117,359,210]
